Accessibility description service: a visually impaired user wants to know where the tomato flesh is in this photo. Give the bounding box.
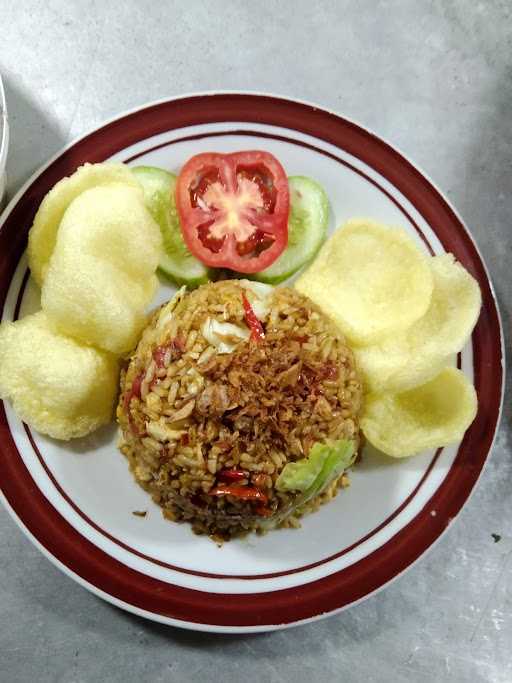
[236,165,277,212]
[197,220,225,253]
[176,151,289,273]
[189,168,222,207]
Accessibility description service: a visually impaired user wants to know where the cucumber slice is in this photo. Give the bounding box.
[251,176,329,284]
[132,166,212,287]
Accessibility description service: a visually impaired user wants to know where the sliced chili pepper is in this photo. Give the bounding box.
[123,371,143,411]
[209,484,268,504]
[152,337,186,370]
[321,363,338,380]
[122,372,146,436]
[171,336,186,354]
[153,345,170,368]
[241,293,265,342]
[217,468,247,483]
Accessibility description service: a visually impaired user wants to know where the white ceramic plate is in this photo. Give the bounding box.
[0,93,504,632]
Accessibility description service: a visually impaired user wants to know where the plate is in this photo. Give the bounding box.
[0,93,504,633]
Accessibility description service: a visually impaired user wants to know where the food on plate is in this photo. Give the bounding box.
[294,219,481,459]
[252,176,329,284]
[2,163,161,439]
[272,439,355,526]
[133,166,329,286]
[354,335,413,395]
[355,253,482,393]
[4,149,481,466]
[295,219,434,344]
[0,312,118,440]
[5,163,161,440]
[132,166,212,287]
[117,280,362,538]
[28,162,139,285]
[41,183,162,354]
[361,367,477,457]
[175,151,290,274]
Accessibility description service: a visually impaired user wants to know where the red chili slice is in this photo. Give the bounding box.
[320,363,338,380]
[123,371,143,411]
[209,484,268,504]
[122,371,145,436]
[171,336,186,354]
[242,293,265,342]
[153,345,170,368]
[217,468,247,483]
[176,151,289,273]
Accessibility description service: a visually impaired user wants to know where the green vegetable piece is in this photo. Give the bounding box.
[262,439,355,530]
[276,443,326,492]
[252,176,329,284]
[276,439,355,494]
[132,166,213,287]
[304,440,354,500]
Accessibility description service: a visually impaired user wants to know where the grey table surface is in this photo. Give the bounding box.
[1,1,511,681]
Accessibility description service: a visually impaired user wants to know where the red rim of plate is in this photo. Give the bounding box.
[0,93,504,631]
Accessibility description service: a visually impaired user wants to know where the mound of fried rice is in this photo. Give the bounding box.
[117,280,362,540]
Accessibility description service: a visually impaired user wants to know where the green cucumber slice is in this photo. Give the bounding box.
[252,176,329,284]
[132,166,212,287]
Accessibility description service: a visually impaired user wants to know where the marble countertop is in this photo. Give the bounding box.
[0,2,510,681]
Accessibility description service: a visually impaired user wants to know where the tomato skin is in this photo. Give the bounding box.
[176,151,289,273]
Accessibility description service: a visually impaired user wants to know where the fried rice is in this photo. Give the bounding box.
[117,280,363,540]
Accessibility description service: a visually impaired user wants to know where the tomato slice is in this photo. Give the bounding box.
[175,151,289,273]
